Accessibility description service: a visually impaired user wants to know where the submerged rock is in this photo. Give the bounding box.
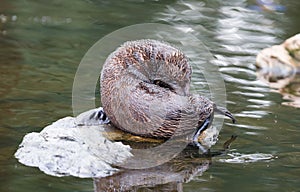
[15,108,132,178]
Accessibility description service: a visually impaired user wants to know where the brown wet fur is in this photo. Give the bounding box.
[100,39,233,139]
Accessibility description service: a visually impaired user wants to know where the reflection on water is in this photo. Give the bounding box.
[280,76,300,107]
[1,0,300,191]
[258,73,300,108]
[94,146,211,192]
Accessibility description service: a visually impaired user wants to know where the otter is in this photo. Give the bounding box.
[100,39,235,142]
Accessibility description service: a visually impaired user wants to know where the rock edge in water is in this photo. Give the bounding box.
[256,33,300,81]
[14,108,132,178]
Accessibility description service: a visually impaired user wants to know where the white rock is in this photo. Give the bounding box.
[15,109,132,178]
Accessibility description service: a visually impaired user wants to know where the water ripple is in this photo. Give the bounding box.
[236,110,270,119]
[230,123,268,130]
[218,152,275,163]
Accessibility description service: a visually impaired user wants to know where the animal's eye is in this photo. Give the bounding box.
[153,80,174,91]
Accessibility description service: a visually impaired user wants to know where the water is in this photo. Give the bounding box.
[1,0,300,191]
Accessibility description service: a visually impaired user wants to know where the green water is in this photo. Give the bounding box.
[1,0,300,191]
